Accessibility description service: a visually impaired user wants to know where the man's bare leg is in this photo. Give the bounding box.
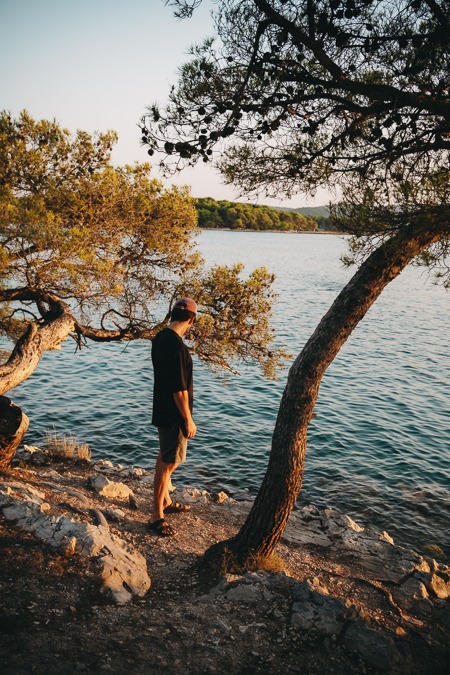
[151,453,178,523]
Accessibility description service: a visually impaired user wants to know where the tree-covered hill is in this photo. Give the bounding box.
[284,206,329,218]
[195,197,318,231]
[277,206,341,231]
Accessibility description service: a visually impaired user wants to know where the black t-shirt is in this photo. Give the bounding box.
[151,327,193,429]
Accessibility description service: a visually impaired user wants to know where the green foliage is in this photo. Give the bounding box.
[143,0,450,283]
[0,111,286,379]
[0,111,198,327]
[333,168,450,282]
[186,262,290,378]
[312,215,339,232]
[146,0,449,200]
[195,197,317,232]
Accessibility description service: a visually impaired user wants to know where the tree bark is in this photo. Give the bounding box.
[200,220,449,572]
[0,303,75,396]
[0,396,29,468]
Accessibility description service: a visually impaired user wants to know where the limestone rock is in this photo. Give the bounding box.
[61,535,77,555]
[95,459,115,469]
[22,444,41,454]
[397,577,429,602]
[285,505,432,585]
[305,575,329,596]
[90,508,109,529]
[0,482,46,504]
[89,474,135,500]
[291,579,348,635]
[392,577,433,619]
[409,569,446,598]
[283,508,333,547]
[140,471,155,485]
[176,486,212,504]
[13,443,49,467]
[211,491,229,503]
[381,530,395,545]
[343,622,404,672]
[0,482,150,604]
[130,467,146,477]
[208,570,293,606]
[104,507,126,521]
[220,499,253,519]
[128,494,139,510]
[225,583,261,604]
[426,573,449,600]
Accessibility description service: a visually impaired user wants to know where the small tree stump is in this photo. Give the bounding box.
[0,396,29,469]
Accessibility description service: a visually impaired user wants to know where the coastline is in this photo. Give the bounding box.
[1,446,449,674]
[198,227,345,235]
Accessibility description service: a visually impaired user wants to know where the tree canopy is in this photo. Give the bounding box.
[0,111,287,396]
[147,0,450,184]
[143,0,449,273]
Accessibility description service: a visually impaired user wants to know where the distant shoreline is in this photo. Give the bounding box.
[199,227,345,235]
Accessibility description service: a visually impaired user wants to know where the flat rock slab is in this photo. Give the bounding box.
[0,483,150,604]
[284,505,432,584]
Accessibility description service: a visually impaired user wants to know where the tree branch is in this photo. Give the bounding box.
[423,0,450,27]
[0,300,75,395]
[252,0,450,120]
[254,0,347,80]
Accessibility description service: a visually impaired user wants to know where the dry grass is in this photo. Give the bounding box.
[203,545,288,581]
[45,430,91,462]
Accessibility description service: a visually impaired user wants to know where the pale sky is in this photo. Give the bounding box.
[0,0,330,207]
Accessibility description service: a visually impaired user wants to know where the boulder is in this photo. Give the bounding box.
[424,573,449,600]
[0,482,150,604]
[89,474,135,500]
[211,491,229,503]
[342,622,405,672]
[391,577,433,620]
[291,579,348,635]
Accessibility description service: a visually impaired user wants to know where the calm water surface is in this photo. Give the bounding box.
[10,231,450,556]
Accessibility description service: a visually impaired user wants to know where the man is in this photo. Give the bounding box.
[149,297,197,536]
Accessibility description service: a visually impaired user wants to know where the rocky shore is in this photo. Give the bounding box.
[0,445,449,674]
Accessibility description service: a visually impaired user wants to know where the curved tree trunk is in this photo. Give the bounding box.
[0,304,75,395]
[0,302,74,462]
[0,396,29,468]
[200,220,448,572]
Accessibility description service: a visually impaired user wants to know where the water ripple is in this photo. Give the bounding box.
[7,231,450,556]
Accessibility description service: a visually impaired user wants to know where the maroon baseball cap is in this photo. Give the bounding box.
[173,297,198,315]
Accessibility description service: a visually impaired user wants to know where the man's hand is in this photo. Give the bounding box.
[173,390,197,439]
[185,418,197,439]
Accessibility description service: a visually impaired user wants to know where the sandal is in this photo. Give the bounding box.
[164,501,191,514]
[148,519,176,537]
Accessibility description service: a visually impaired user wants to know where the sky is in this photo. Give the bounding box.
[0,0,330,207]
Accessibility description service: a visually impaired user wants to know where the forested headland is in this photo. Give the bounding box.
[195,197,335,232]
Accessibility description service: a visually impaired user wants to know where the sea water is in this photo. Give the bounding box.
[9,231,450,555]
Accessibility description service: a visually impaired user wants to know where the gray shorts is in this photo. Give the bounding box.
[158,425,187,465]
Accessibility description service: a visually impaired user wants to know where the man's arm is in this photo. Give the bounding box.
[173,390,197,439]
